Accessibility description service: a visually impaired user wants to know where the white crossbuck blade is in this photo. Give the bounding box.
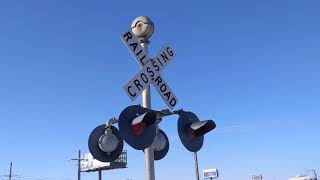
[121,30,179,109]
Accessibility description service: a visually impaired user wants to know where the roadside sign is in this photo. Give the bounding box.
[252,175,263,180]
[203,169,219,179]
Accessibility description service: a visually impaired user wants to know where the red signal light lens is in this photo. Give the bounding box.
[188,131,196,140]
[131,122,145,136]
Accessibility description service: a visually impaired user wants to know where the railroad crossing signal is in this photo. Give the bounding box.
[87,106,216,161]
[88,125,124,162]
[177,111,216,152]
[121,30,178,109]
[87,16,217,180]
[118,105,158,150]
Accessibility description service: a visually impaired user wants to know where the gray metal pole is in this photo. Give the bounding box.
[131,15,155,180]
[193,152,200,180]
[98,170,102,180]
[141,41,151,108]
[141,41,155,180]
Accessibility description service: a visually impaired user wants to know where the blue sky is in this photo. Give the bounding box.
[0,0,320,180]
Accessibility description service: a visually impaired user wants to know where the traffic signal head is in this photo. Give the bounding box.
[152,129,169,160]
[177,111,216,152]
[118,105,158,150]
[88,125,124,162]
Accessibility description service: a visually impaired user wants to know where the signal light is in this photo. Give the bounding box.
[118,105,158,150]
[177,111,216,152]
[88,125,124,162]
[131,111,157,136]
[98,128,119,153]
[88,106,215,162]
[187,120,215,140]
[152,129,169,160]
[131,122,145,136]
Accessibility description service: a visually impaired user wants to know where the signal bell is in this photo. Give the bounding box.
[88,125,124,162]
[177,111,216,152]
[118,105,158,150]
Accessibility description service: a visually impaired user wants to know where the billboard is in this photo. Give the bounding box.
[203,169,219,179]
[80,153,111,172]
[288,175,315,180]
[252,174,263,180]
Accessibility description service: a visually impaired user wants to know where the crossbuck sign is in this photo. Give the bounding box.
[121,30,178,109]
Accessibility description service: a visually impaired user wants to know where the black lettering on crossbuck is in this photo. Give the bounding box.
[121,30,179,109]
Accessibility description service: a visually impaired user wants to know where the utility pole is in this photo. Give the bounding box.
[70,150,83,180]
[78,150,81,180]
[9,162,12,180]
